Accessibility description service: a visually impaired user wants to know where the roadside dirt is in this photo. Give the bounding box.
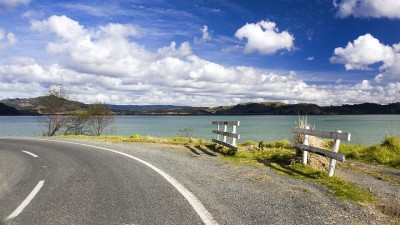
[336,160,400,224]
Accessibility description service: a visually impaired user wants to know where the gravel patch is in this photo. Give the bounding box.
[336,161,400,224]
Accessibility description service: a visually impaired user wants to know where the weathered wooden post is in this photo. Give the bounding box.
[302,125,310,165]
[328,130,341,177]
[216,124,220,141]
[223,123,227,143]
[232,121,240,146]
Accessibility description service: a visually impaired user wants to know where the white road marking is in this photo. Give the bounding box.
[45,139,219,225]
[22,150,38,158]
[5,180,45,221]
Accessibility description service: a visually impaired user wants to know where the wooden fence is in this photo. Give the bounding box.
[292,127,351,177]
[212,121,240,150]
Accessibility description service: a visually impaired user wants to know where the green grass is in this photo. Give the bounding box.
[270,163,377,204]
[338,136,400,169]
[58,134,210,146]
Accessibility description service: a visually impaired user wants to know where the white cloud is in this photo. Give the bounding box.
[331,34,400,80]
[1,15,399,106]
[330,34,393,69]
[234,20,294,55]
[0,0,30,8]
[0,28,17,46]
[31,15,86,41]
[194,25,211,44]
[156,41,192,58]
[7,33,17,44]
[307,56,314,61]
[334,0,400,19]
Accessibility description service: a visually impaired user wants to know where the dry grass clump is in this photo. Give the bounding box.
[292,116,330,169]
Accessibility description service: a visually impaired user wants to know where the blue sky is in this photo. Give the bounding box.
[0,0,399,106]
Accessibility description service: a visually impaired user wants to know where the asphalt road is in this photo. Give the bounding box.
[1,137,384,225]
[0,138,207,225]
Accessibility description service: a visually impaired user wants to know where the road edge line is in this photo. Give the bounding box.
[5,180,45,221]
[22,150,39,158]
[44,139,219,225]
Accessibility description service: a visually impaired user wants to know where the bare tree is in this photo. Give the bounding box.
[86,102,114,136]
[38,85,71,136]
[64,111,90,135]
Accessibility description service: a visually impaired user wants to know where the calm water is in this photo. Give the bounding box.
[1,115,399,145]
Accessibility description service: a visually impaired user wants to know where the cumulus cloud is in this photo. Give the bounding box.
[0,0,30,8]
[31,15,147,77]
[331,33,400,80]
[330,34,393,70]
[334,0,400,19]
[31,15,86,40]
[235,20,294,55]
[1,15,399,106]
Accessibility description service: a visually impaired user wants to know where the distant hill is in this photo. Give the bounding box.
[209,102,400,115]
[108,104,210,115]
[1,97,399,115]
[0,102,20,115]
[0,97,87,115]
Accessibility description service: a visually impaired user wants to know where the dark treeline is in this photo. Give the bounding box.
[1,98,400,115]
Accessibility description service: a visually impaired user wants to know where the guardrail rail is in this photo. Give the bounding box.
[212,121,240,150]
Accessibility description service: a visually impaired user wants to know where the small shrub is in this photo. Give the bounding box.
[264,140,292,149]
[129,134,152,142]
[381,136,400,151]
[239,140,258,147]
[268,150,294,164]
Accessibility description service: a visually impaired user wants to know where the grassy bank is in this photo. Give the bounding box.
[338,136,400,169]
[58,134,209,146]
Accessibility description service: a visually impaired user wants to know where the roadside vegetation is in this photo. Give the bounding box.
[38,85,114,136]
[59,134,208,146]
[337,136,400,169]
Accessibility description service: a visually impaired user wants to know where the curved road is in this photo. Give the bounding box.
[0,138,384,225]
[0,138,209,225]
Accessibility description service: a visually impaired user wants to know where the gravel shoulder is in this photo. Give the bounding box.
[56,138,399,225]
[336,160,400,224]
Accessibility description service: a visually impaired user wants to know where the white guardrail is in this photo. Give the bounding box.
[212,121,240,150]
[292,127,351,177]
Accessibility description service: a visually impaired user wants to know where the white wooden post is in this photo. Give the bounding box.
[217,124,220,140]
[232,124,237,146]
[328,130,341,177]
[302,125,310,165]
[223,124,227,142]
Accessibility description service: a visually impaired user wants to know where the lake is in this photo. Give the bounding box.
[1,115,399,145]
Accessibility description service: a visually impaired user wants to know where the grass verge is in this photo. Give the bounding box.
[269,163,377,204]
[338,136,400,169]
[58,134,209,146]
